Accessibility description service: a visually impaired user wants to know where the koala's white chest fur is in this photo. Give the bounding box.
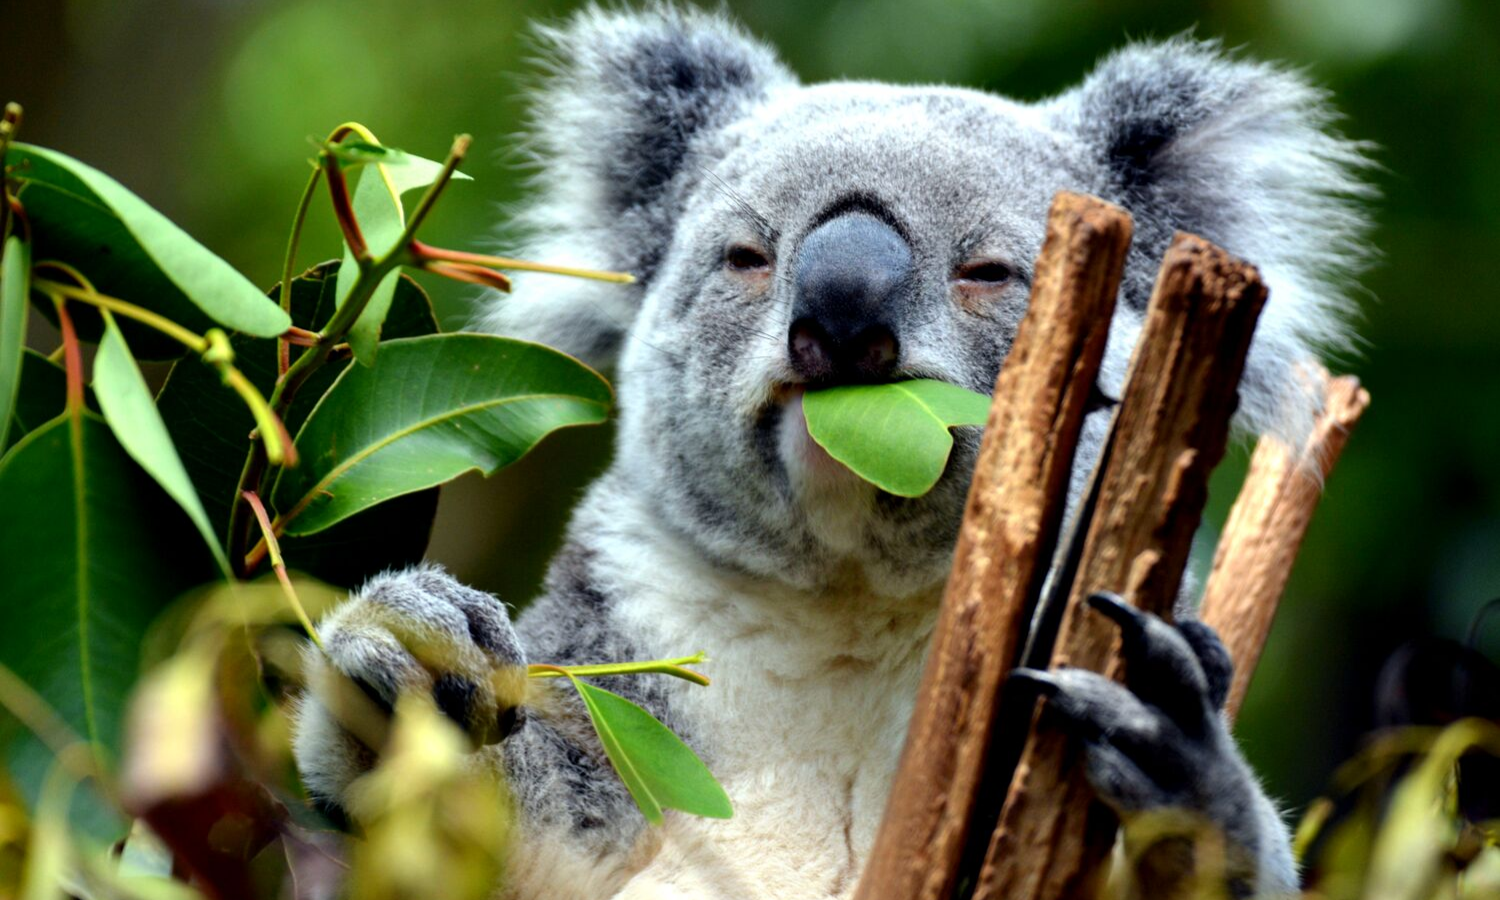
[582,519,939,899]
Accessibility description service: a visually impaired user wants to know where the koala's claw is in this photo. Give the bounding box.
[1010,603,1292,893]
[1086,591,1223,735]
[1015,599,1242,810]
[1015,664,1194,807]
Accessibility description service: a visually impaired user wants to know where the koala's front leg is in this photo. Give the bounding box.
[1010,593,1296,898]
[292,564,527,813]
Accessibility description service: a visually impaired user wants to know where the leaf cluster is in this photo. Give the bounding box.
[0,107,728,896]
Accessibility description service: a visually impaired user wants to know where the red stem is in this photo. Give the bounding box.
[243,538,269,575]
[54,299,84,414]
[421,260,512,292]
[322,156,367,260]
[409,241,489,266]
[282,325,321,347]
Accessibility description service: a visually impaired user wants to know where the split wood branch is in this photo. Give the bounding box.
[974,233,1268,900]
[1200,373,1371,721]
[852,192,1133,900]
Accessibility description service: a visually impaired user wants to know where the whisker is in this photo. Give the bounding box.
[698,164,775,238]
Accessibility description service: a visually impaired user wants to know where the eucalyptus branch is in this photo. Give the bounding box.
[322,151,366,261]
[227,250,404,574]
[0,102,22,240]
[223,365,297,468]
[32,274,294,466]
[4,194,27,244]
[35,276,207,353]
[241,530,276,575]
[527,653,711,687]
[396,133,471,247]
[283,325,321,346]
[410,241,635,284]
[277,165,323,374]
[241,490,322,650]
[316,121,400,266]
[227,119,407,572]
[421,260,512,291]
[230,124,623,575]
[50,295,84,412]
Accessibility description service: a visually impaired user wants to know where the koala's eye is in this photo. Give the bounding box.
[725,244,771,272]
[955,261,1015,285]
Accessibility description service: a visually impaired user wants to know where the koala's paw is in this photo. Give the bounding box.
[1010,593,1295,896]
[292,564,527,811]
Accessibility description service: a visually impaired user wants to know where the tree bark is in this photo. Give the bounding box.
[852,192,1132,900]
[973,233,1267,900]
[1200,373,1371,721]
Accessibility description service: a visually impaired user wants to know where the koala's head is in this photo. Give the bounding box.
[478,6,1372,597]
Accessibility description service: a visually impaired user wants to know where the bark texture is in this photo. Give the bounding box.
[1200,373,1371,720]
[852,192,1132,900]
[973,233,1268,900]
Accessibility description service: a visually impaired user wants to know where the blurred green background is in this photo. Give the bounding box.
[5,0,1499,817]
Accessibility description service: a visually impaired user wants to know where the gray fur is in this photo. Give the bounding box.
[296,8,1373,897]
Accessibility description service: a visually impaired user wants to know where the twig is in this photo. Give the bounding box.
[1199,372,1370,720]
[0,102,22,239]
[410,241,636,284]
[34,273,295,466]
[852,193,1133,900]
[282,325,322,347]
[527,653,711,686]
[395,134,471,248]
[277,165,324,375]
[36,275,207,354]
[224,368,296,468]
[420,260,513,292]
[241,490,321,649]
[226,248,402,574]
[51,294,84,412]
[322,151,367,261]
[975,233,1268,900]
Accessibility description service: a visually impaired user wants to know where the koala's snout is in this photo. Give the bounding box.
[788,212,912,384]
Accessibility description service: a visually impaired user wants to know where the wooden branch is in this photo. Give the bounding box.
[1200,373,1371,721]
[974,233,1268,900]
[852,193,1132,900]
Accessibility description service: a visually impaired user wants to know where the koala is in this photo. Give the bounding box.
[293,6,1372,898]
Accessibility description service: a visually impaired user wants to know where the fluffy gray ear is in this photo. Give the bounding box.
[474,6,795,367]
[1049,37,1375,441]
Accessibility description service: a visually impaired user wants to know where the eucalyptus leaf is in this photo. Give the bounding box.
[272,334,611,536]
[94,314,230,575]
[0,235,29,449]
[802,379,991,498]
[7,143,290,348]
[0,411,212,841]
[155,261,440,587]
[331,148,470,364]
[564,675,732,824]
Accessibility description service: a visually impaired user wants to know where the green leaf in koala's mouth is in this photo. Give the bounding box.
[802,379,993,498]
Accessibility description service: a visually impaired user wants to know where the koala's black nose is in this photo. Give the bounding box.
[788,212,911,384]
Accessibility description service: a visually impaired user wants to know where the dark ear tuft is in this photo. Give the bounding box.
[1051,37,1376,442]
[475,6,794,368]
